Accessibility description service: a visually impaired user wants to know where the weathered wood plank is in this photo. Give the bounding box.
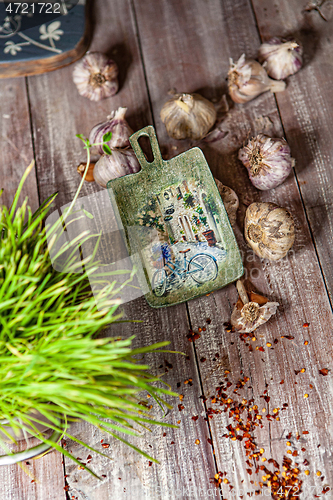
[0,78,38,210]
[0,78,66,499]
[26,0,219,498]
[133,0,333,498]
[251,0,333,304]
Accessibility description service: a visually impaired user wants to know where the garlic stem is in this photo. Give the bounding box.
[236,280,249,305]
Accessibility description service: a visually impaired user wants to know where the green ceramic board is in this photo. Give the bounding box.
[107,126,243,308]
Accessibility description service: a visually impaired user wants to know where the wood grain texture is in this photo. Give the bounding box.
[0,78,38,210]
[0,79,66,499]
[26,0,219,497]
[251,0,333,304]
[132,0,333,498]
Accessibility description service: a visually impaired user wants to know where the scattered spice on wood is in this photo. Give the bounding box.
[187,329,201,341]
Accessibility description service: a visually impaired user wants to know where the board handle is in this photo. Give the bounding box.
[129,126,163,169]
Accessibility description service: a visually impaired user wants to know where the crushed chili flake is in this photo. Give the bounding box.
[170,441,175,445]
[303,322,309,327]
[178,404,184,411]
[101,443,110,448]
[179,394,184,401]
[304,340,309,345]
[187,329,201,342]
[86,455,92,460]
[200,357,206,363]
[195,439,200,445]
[206,318,211,324]
[302,431,309,434]
[319,368,330,376]
[163,432,166,437]
[192,415,199,421]
[148,461,152,466]
[280,379,285,384]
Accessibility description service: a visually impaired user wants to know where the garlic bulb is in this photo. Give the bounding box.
[160,93,217,140]
[244,202,295,260]
[93,149,140,188]
[214,178,239,226]
[73,52,119,101]
[258,38,303,80]
[228,54,286,104]
[89,107,133,153]
[231,280,279,333]
[238,134,295,190]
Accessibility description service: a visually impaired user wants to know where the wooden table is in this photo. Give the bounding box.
[1,0,333,498]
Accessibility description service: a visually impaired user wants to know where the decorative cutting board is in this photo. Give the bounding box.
[0,0,92,78]
[107,126,243,308]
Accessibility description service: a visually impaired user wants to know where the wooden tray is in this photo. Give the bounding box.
[107,126,243,308]
[0,0,92,78]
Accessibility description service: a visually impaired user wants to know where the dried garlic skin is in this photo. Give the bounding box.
[93,149,140,188]
[77,162,96,182]
[228,54,286,104]
[244,202,295,260]
[258,38,303,80]
[231,280,279,333]
[160,93,217,140]
[89,107,133,153]
[238,134,295,190]
[231,299,279,333]
[214,178,239,226]
[73,52,119,101]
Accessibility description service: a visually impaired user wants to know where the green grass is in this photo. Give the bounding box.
[0,162,179,471]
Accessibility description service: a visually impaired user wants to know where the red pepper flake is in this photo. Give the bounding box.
[283,335,295,340]
[192,415,199,421]
[304,340,309,345]
[64,485,69,491]
[319,368,330,376]
[187,329,201,342]
[322,486,330,494]
[178,404,184,411]
[200,357,206,363]
[302,431,309,434]
[206,318,211,324]
[258,346,265,352]
[163,432,166,437]
[86,455,92,461]
[273,338,279,344]
[102,443,110,448]
[207,438,213,445]
[100,439,104,443]
[170,441,175,445]
[280,379,285,384]
[303,322,309,327]
[148,461,152,466]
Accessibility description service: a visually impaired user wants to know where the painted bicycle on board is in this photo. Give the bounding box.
[151,247,218,297]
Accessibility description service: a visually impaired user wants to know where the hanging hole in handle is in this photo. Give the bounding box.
[138,136,154,164]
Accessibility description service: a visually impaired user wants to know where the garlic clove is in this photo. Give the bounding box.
[231,279,279,333]
[77,162,96,182]
[160,93,217,140]
[89,107,133,153]
[73,52,119,102]
[238,134,295,190]
[93,149,140,188]
[228,54,286,104]
[244,202,295,260]
[214,178,239,226]
[258,38,303,80]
